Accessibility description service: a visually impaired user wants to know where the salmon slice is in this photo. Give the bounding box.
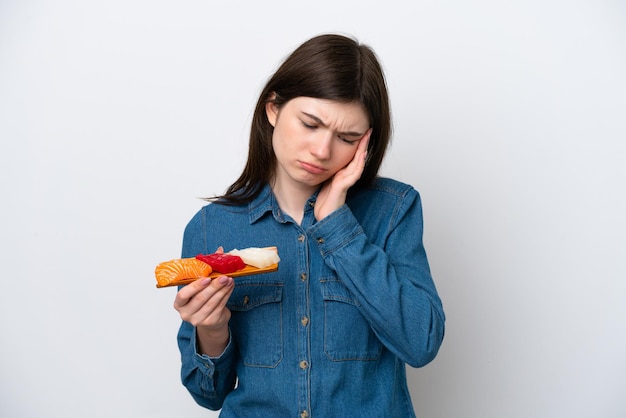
[155,258,213,288]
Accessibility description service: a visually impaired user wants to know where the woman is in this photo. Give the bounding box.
[173,33,445,417]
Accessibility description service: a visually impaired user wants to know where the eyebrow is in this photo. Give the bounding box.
[301,112,366,137]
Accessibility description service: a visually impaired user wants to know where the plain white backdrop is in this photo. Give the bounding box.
[1,1,625,417]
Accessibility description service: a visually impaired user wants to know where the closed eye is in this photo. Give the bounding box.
[338,135,359,145]
[300,113,363,144]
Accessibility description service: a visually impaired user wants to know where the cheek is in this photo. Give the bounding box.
[336,148,358,167]
[272,120,292,144]
[324,148,357,176]
[271,126,295,161]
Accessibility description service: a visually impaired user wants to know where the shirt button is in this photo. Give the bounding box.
[301,411,309,418]
[317,237,324,244]
[299,360,308,370]
[298,234,305,242]
[300,272,307,281]
[301,317,309,326]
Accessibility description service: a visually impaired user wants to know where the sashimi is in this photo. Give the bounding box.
[196,252,246,274]
[229,247,281,268]
[155,258,213,288]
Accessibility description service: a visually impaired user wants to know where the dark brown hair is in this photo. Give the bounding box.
[215,33,392,205]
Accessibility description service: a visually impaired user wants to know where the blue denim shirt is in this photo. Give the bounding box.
[177,177,445,417]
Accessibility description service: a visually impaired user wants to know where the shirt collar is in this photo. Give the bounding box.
[248,183,277,224]
[247,183,320,224]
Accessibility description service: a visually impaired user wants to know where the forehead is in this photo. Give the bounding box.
[286,97,370,128]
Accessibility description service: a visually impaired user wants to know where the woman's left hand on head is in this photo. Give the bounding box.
[314,130,371,221]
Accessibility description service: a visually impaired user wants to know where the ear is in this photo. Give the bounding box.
[265,93,278,127]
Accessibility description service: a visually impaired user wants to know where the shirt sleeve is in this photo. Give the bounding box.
[176,206,238,409]
[177,321,237,410]
[307,188,445,367]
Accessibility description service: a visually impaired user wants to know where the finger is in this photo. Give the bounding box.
[174,277,212,310]
[341,133,371,180]
[179,275,233,312]
[213,277,235,308]
[354,129,371,166]
[186,277,235,326]
[177,275,232,313]
[358,128,372,154]
[198,281,234,322]
[343,129,372,175]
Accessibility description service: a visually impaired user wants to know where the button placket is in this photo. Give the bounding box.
[295,225,311,417]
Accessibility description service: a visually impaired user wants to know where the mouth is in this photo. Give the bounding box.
[298,160,327,175]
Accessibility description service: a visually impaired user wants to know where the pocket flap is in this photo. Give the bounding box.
[321,279,360,306]
[228,282,283,311]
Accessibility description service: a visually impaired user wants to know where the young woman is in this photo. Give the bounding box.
[173,33,445,417]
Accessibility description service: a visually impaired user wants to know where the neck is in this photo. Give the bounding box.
[271,177,316,225]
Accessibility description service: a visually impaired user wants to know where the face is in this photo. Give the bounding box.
[266,96,371,191]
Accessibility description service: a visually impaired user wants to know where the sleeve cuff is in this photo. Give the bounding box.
[308,204,364,255]
[191,326,234,373]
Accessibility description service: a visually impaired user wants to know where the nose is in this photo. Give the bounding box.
[309,132,332,160]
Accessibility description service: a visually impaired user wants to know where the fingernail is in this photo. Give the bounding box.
[218,276,231,285]
[200,278,212,286]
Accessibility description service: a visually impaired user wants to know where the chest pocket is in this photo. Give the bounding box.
[321,279,383,361]
[227,281,283,368]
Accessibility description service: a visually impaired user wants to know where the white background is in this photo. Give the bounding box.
[1,1,625,417]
